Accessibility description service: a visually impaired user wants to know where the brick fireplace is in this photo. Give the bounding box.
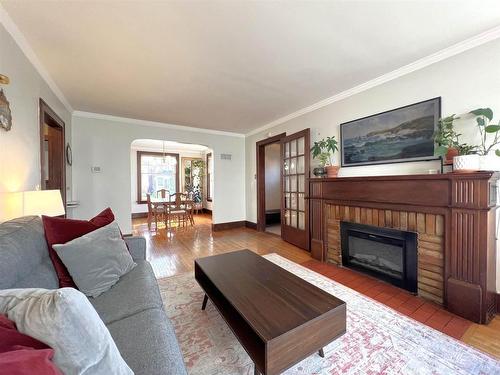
[325,204,444,305]
[308,172,499,324]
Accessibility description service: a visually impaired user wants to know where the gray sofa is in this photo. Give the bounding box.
[0,216,187,375]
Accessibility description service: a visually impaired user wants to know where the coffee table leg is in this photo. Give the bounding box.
[318,348,325,358]
[201,294,208,310]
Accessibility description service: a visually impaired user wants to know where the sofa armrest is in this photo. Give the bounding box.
[124,236,147,261]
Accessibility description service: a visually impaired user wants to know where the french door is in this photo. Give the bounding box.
[281,129,310,250]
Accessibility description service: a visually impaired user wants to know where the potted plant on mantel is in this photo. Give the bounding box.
[434,114,478,167]
[434,114,461,163]
[311,136,339,178]
[453,108,500,172]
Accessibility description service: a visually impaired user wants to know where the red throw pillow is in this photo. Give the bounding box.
[42,208,115,288]
[0,315,62,375]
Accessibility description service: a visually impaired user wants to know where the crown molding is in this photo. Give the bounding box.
[73,111,245,138]
[246,25,500,137]
[0,4,73,113]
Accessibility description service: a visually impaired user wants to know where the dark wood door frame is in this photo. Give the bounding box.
[256,133,286,232]
[39,98,66,206]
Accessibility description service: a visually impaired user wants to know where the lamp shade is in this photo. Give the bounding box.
[23,190,65,217]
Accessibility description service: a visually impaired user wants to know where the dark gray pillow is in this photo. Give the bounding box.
[53,222,136,298]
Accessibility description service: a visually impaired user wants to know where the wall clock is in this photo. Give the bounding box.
[0,89,12,131]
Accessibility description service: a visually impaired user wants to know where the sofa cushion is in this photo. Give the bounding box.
[0,349,63,375]
[107,308,187,375]
[0,288,133,375]
[89,260,162,324]
[42,208,116,288]
[0,216,58,290]
[53,222,136,298]
[0,315,62,375]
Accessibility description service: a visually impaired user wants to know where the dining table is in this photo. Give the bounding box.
[150,196,194,227]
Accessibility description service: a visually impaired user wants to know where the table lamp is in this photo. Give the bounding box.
[0,190,65,222]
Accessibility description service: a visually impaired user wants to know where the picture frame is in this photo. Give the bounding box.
[0,89,12,132]
[340,97,441,167]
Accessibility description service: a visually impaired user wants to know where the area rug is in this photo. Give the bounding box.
[158,254,500,374]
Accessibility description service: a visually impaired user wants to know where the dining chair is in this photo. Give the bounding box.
[167,193,191,228]
[146,193,165,231]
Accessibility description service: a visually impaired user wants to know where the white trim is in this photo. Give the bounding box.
[0,4,73,113]
[246,25,500,137]
[73,111,245,138]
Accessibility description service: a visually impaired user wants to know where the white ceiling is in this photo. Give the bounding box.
[2,1,500,133]
[131,139,209,152]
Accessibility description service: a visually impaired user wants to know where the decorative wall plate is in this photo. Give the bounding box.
[0,89,12,131]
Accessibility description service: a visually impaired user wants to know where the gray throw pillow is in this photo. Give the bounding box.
[53,221,136,298]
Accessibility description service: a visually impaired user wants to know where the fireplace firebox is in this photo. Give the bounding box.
[340,222,417,293]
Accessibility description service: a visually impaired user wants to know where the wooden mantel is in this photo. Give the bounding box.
[308,172,499,324]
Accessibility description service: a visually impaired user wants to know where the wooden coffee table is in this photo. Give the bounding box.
[194,249,346,375]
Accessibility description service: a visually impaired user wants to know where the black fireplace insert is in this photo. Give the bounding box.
[340,221,417,293]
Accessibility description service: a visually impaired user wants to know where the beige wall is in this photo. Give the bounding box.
[246,38,500,223]
[264,143,281,211]
[0,24,72,197]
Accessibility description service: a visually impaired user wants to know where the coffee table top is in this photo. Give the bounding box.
[194,249,345,341]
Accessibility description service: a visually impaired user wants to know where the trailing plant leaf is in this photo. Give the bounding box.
[485,124,500,133]
[476,117,485,126]
[496,149,500,157]
[434,145,449,157]
[470,108,493,121]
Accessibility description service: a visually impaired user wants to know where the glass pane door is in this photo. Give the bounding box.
[281,129,310,250]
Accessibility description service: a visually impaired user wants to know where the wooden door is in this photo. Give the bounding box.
[281,129,310,250]
[40,99,66,206]
[43,125,64,192]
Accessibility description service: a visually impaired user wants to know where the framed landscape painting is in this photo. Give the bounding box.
[340,97,441,167]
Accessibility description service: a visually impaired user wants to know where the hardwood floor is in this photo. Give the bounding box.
[132,214,500,359]
[132,214,311,278]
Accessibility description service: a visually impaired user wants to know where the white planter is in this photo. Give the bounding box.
[453,155,480,172]
[478,155,500,171]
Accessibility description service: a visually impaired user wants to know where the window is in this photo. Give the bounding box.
[181,158,203,203]
[206,153,213,202]
[137,151,179,203]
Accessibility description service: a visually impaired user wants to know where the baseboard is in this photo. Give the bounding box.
[245,221,257,230]
[212,220,246,231]
[497,293,500,314]
[265,210,281,225]
[203,208,212,215]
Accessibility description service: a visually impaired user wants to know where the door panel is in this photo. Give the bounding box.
[281,129,310,250]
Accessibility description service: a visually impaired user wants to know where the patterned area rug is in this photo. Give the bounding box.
[158,254,500,374]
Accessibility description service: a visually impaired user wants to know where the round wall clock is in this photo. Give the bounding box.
[66,143,73,166]
[0,89,12,131]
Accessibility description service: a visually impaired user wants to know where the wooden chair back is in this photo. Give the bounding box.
[169,192,188,210]
[156,189,170,199]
